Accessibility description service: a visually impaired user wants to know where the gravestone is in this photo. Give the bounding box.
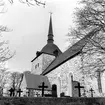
[89,88,94,97]
[75,82,84,97]
[8,88,15,97]
[36,92,40,97]
[60,92,65,97]
[17,88,23,97]
[72,81,84,97]
[52,84,57,97]
[72,81,79,97]
[38,82,48,97]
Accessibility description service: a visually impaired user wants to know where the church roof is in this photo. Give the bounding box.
[31,15,62,62]
[24,71,51,90]
[42,28,100,75]
[47,14,54,44]
[41,43,62,55]
[41,14,62,56]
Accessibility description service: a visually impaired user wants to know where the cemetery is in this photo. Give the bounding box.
[1,0,105,105]
[0,11,105,105]
[0,17,104,104]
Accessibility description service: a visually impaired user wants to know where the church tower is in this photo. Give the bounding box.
[31,14,62,75]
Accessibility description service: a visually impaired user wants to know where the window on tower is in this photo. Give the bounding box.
[38,63,39,67]
[53,49,58,57]
[35,63,39,69]
[35,65,37,69]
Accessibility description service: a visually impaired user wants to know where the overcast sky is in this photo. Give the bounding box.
[0,0,79,72]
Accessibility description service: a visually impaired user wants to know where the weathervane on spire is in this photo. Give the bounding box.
[49,12,53,16]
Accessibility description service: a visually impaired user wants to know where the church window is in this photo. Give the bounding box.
[35,65,37,69]
[35,63,39,69]
[53,50,58,57]
[38,63,39,67]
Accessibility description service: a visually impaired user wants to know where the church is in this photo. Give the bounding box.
[20,15,104,97]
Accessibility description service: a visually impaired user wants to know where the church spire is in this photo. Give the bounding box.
[47,13,54,44]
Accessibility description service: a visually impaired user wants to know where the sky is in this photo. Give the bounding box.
[0,0,79,72]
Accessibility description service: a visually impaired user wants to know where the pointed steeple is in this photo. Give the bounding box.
[47,13,54,44]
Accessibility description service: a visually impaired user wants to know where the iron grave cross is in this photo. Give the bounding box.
[17,88,23,97]
[38,82,48,97]
[8,88,15,97]
[75,82,84,97]
[89,88,94,97]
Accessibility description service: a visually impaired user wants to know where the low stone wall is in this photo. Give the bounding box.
[0,97,105,105]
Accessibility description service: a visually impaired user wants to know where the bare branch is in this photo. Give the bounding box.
[68,0,105,83]
[11,0,45,6]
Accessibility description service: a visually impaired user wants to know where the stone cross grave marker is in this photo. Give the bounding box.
[38,82,48,97]
[89,88,94,97]
[17,88,23,97]
[75,82,84,97]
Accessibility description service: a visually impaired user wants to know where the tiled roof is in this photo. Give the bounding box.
[24,71,51,90]
[42,28,100,75]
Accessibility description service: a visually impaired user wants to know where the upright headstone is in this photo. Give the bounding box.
[68,73,73,97]
[52,84,57,97]
[72,81,79,97]
[60,92,65,97]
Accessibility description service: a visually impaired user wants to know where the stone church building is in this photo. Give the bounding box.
[20,15,105,97]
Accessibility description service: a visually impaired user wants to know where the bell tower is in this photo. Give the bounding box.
[31,14,62,75]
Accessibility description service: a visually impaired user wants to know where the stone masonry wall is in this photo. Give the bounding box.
[46,55,104,97]
[46,61,71,95]
[42,54,55,72]
[0,97,105,105]
[31,54,43,75]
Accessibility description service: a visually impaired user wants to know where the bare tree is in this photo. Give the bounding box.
[10,72,22,89]
[67,0,105,94]
[0,0,45,59]
[10,72,23,96]
[0,0,43,96]
[0,0,45,60]
[0,26,14,95]
[0,68,10,96]
[1,0,45,6]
